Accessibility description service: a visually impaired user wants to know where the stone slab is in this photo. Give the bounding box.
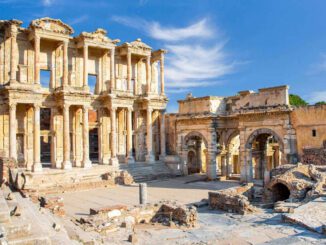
[283,197,326,234]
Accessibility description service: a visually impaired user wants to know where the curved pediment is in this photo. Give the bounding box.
[29,17,74,35]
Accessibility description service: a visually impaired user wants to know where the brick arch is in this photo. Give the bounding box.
[245,128,284,150]
[184,131,208,148]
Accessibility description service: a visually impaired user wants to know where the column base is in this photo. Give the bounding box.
[32,162,42,173]
[159,154,166,162]
[110,157,119,167]
[145,154,155,163]
[126,155,135,164]
[62,160,72,170]
[101,157,110,165]
[82,159,92,168]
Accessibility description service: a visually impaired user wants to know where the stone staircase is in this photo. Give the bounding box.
[0,188,75,245]
[119,162,178,183]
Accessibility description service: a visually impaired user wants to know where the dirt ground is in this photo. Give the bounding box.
[50,175,326,244]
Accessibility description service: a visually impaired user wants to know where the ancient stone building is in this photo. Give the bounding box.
[0,18,167,172]
[166,86,326,182]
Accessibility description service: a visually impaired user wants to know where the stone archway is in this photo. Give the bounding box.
[225,130,240,176]
[245,128,284,182]
[183,131,209,175]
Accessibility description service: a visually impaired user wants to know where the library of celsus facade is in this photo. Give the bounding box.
[0,18,167,172]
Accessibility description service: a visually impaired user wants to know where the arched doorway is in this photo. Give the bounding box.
[271,183,290,202]
[184,132,208,175]
[246,128,284,181]
[226,131,240,176]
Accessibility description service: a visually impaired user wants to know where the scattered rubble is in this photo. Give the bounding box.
[39,196,65,217]
[74,201,198,235]
[209,184,257,215]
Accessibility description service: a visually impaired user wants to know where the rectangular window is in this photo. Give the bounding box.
[312,129,317,137]
[88,74,97,94]
[40,69,51,88]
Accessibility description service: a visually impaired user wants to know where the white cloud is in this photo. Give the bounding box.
[69,15,88,25]
[112,16,235,90]
[42,0,53,6]
[307,91,326,103]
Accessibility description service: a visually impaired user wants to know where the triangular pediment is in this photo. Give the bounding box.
[29,17,74,35]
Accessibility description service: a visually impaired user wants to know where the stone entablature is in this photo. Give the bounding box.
[0,17,167,173]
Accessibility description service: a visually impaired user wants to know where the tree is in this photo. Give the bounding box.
[315,101,326,105]
[289,94,308,106]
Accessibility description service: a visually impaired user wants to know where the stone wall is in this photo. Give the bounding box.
[301,141,326,165]
[208,184,256,215]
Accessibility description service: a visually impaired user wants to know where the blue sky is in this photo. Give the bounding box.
[1,0,326,112]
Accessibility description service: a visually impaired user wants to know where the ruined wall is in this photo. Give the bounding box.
[291,105,326,164]
[234,86,289,110]
[178,96,226,115]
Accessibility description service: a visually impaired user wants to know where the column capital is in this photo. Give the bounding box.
[110,106,117,112]
[33,104,41,110]
[147,107,153,113]
[9,102,17,111]
[127,107,133,113]
[63,104,70,111]
[82,105,90,112]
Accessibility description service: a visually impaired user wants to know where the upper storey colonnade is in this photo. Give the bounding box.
[0,17,166,96]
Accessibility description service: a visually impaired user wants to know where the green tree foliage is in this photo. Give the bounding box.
[315,101,326,105]
[289,94,308,106]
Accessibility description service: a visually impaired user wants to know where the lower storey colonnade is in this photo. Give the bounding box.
[6,103,166,172]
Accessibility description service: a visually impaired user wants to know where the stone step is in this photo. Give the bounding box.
[2,223,32,240]
[0,191,11,224]
[6,234,51,245]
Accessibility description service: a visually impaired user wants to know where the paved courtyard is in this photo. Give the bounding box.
[49,175,326,244]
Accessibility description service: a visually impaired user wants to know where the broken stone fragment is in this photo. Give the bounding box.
[10,206,21,216]
[5,193,13,201]
[107,209,121,219]
[128,234,138,244]
[52,222,61,231]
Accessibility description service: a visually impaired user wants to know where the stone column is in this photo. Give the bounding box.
[207,150,217,180]
[146,56,151,94]
[83,44,88,89]
[62,104,72,170]
[9,26,18,83]
[127,50,132,91]
[82,106,91,168]
[159,110,166,161]
[62,40,69,87]
[226,153,232,177]
[247,148,253,182]
[32,105,42,172]
[9,103,17,161]
[221,155,227,176]
[160,54,165,95]
[146,107,155,162]
[126,107,135,163]
[34,35,40,85]
[110,48,115,91]
[110,107,119,166]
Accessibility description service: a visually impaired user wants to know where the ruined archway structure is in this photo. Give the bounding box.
[166,86,300,182]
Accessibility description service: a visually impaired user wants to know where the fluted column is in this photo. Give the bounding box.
[62,40,69,87]
[110,107,119,166]
[146,56,151,94]
[9,103,17,161]
[110,48,115,91]
[82,106,91,168]
[160,54,165,95]
[159,110,166,161]
[34,35,40,85]
[146,107,155,162]
[126,107,135,163]
[33,104,42,172]
[127,50,132,91]
[62,104,72,170]
[83,44,88,89]
[9,26,18,83]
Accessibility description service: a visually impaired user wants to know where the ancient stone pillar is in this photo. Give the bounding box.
[9,103,17,161]
[33,105,42,172]
[159,110,166,161]
[9,26,18,83]
[221,155,227,176]
[126,107,135,163]
[110,48,115,91]
[62,104,72,170]
[226,153,232,177]
[206,150,217,180]
[127,50,132,91]
[62,40,69,87]
[139,183,148,204]
[146,56,151,94]
[83,44,88,89]
[110,107,119,166]
[34,35,40,85]
[146,107,155,162]
[160,54,165,95]
[82,106,91,168]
